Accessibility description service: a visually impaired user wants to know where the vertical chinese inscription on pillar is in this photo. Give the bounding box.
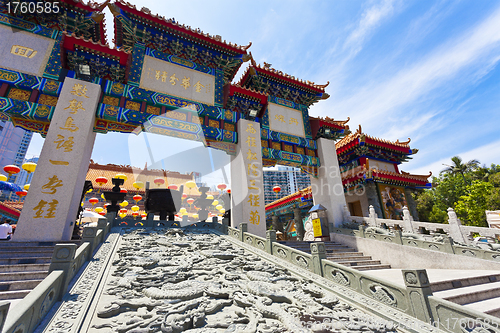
[31,83,89,220]
[242,121,265,236]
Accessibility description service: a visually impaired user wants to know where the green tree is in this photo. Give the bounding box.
[441,156,480,185]
[455,181,494,227]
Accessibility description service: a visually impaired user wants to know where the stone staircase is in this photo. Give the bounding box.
[278,241,391,271]
[0,242,55,302]
[431,272,500,318]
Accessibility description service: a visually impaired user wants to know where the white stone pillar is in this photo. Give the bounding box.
[402,206,414,233]
[447,207,468,244]
[310,138,347,228]
[230,119,266,237]
[14,78,100,242]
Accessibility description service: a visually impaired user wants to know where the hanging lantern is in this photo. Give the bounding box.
[168,184,178,190]
[86,188,93,194]
[206,194,214,200]
[227,189,231,194]
[22,162,36,173]
[132,212,139,217]
[182,194,188,199]
[98,211,106,216]
[212,200,219,206]
[15,190,27,198]
[3,165,20,176]
[141,213,147,218]
[185,180,196,189]
[219,208,226,214]
[95,176,108,187]
[95,207,104,213]
[131,205,140,212]
[133,181,144,189]
[24,184,30,191]
[192,213,199,219]
[217,183,227,191]
[119,208,127,214]
[187,198,194,205]
[154,178,165,187]
[133,194,142,202]
[104,203,110,208]
[115,173,127,181]
[120,189,128,193]
[89,197,99,206]
[119,200,129,207]
[179,207,187,214]
[119,213,127,219]
[215,204,223,211]
[0,174,7,182]
[101,193,106,200]
[273,186,281,193]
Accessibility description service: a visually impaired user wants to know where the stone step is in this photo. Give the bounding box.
[354,264,392,271]
[328,256,373,263]
[431,274,500,293]
[0,271,48,282]
[0,279,43,291]
[0,251,54,258]
[0,290,31,300]
[463,296,500,318]
[340,259,382,267]
[0,257,51,265]
[326,252,365,259]
[433,281,500,305]
[0,264,50,273]
[0,246,54,252]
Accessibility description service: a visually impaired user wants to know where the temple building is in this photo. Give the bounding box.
[337,126,431,220]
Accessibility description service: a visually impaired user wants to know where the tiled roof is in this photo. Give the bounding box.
[265,187,311,211]
[336,125,412,152]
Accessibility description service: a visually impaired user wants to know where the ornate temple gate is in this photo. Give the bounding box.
[0,1,349,241]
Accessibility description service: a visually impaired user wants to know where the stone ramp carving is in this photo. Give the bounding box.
[38,228,422,333]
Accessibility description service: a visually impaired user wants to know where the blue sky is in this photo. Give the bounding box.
[26,0,500,183]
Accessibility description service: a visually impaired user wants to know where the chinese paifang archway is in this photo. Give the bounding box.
[0,1,370,241]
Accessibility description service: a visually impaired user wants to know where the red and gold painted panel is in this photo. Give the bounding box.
[377,183,408,220]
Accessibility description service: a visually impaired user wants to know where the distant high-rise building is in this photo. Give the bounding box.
[263,166,311,205]
[0,121,33,183]
[15,157,39,187]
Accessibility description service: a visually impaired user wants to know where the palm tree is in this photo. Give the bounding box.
[441,156,479,185]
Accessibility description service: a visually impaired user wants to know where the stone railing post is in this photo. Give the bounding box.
[0,302,9,332]
[310,242,327,276]
[106,211,117,227]
[368,205,378,226]
[358,225,366,238]
[49,243,77,300]
[97,217,109,237]
[402,206,414,233]
[443,236,455,254]
[393,229,403,244]
[447,208,468,244]
[239,222,248,242]
[402,269,434,323]
[266,230,276,254]
[343,204,352,224]
[82,227,98,261]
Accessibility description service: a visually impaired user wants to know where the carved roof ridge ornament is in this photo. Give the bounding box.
[64,31,131,54]
[395,138,411,145]
[323,116,350,127]
[230,83,268,97]
[111,0,251,52]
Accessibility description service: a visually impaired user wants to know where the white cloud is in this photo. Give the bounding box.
[344,0,401,56]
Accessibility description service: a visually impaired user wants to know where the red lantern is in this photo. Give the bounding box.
[273,186,281,193]
[104,203,110,208]
[187,198,194,205]
[227,189,231,194]
[217,183,227,191]
[119,208,127,214]
[95,177,108,186]
[98,211,106,216]
[3,165,20,175]
[141,213,147,218]
[133,194,142,202]
[168,184,178,190]
[89,197,99,205]
[154,178,165,186]
[182,194,187,199]
[15,190,27,197]
[120,189,127,193]
[132,212,139,217]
